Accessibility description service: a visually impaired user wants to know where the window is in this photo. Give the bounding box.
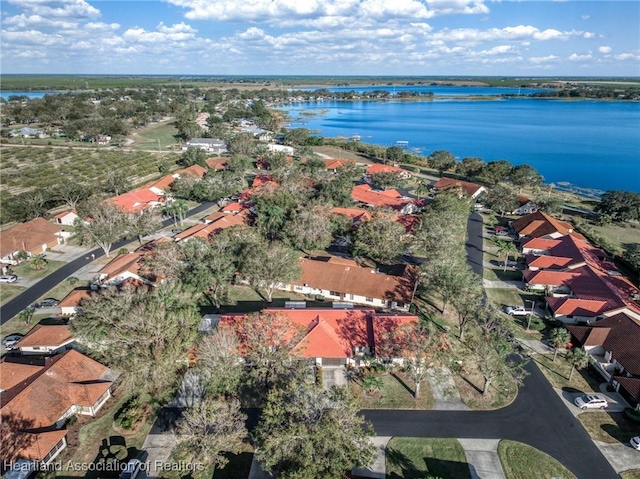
[365,297,374,302]
[294,285,304,292]
[330,291,340,297]
[347,294,354,300]
[396,302,405,308]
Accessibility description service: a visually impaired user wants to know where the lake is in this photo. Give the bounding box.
[280,96,640,193]
[295,85,550,96]
[0,91,52,100]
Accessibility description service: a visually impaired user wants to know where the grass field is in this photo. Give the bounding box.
[497,440,576,479]
[0,284,25,306]
[385,437,471,479]
[621,470,640,479]
[129,120,182,151]
[12,259,66,279]
[532,353,600,392]
[350,372,434,410]
[577,412,640,444]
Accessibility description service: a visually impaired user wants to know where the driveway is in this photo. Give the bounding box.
[362,357,619,479]
[466,212,484,276]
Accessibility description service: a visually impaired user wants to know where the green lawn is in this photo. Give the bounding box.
[350,372,434,410]
[484,268,522,282]
[577,412,640,444]
[497,440,576,479]
[0,284,25,306]
[385,437,471,479]
[484,288,523,309]
[218,285,326,313]
[35,277,90,305]
[532,353,601,392]
[130,120,181,151]
[621,470,640,479]
[12,259,66,279]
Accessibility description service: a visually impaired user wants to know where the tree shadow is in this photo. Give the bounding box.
[459,374,483,395]
[385,447,421,479]
[391,372,415,397]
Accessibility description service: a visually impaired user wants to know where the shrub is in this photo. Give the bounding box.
[118,248,129,255]
[114,395,144,430]
[624,408,640,423]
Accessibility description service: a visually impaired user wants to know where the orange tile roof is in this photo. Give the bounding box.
[221,202,245,212]
[221,309,418,359]
[176,164,208,178]
[433,178,485,197]
[0,218,63,258]
[1,350,111,429]
[511,211,585,240]
[14,429,68,462]
[546,297,608,317]
[351,184,408,210]
[205,157,230,170]
[324,158,356,170]
[98,252,144,279]
[18,325,73,349]
[332,207,372,225]
[107,188,164,213]
[146,174,175,191]
[59,288,92,308]
[366,164,408,175]
[521,237,562,251]
[296,256,415,303]
[175,212,250,241]
[0,362,43,391]
[526,255,574,270]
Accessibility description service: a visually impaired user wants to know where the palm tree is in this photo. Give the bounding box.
[414,181,430,199]
[29,254,48,270]
[549,327,571,362]
[566,347,590,381]
[164,199,189,226]
[495,238,518,272]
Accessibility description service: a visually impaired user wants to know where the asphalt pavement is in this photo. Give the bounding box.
[362,357,619,479]
[0,201,215,326]
[466,211,484,276]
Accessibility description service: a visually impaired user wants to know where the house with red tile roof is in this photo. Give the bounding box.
[351,184,418,214]
[59,289,92,316]
[93,252,155,289]
[106,187,165,214]
[218,308,419,366]
[16,325,74,356]
[566,313,640,407]
[432,178,487,199]
[53,209,80,226]
[278,256,416,311]
[323,158,359,172]
[1,350,113,466]
[175,210,251,243]
[524,235,607,271]
[366,163,412,178]
[510,211,585,240]
[331,207,372,229]
[205,157,230,171]
[0,218,64,264]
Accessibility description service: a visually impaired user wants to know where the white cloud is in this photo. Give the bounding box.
[581,14,589,20]
[598,46,612,54]
[123,23,199,43]
[568,53,593,61]
[529,55,560,64]
[2,14,76,29]
[6,0,100,19]
[614,53,637,61]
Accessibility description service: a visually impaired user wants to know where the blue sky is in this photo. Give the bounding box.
[1,0,638,76]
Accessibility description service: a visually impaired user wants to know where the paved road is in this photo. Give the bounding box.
[0,201,216,325]
[362,357,619,479]
[466,211,484,276]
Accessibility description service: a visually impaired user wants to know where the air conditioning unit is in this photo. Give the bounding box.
[284,301,306,309]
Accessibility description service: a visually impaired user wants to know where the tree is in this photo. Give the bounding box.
[55,179,90,210]
[508,164,544,192]
[127,208,162,245]
[227,154,253,174]
[352,214,406,263]
[379,322,451,398]
[549,327,571,362]
[227,133,256,156]
[4,191,49,222]
[427,150,456,176]
[179,147,207,167]
[73,202,129,258]
[596,190,640,222]
[19,307,34,325]
[566,347,590,381]
[361,374,384,395]
[484,185,520,217]
[284,128,310,146]
[482,160,513,185]
[385,146,405,165]
[241,241,301,302]
[494,238,518,272]
[196,328,243,397]
[450,279,484,341]
[283,205,334,252]
[623,243,640,286]
[163,199,189,226]
[413,181,430,199]
[103,169,131,196]
[71,281,200,400]
[369,171,406,189]
[254,384,375,479]
[457,157,485,179]
[472,334,528,396]
[175,396,247,476]
[535,196,564,215]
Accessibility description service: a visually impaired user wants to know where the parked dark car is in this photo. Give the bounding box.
[37,298,60,308]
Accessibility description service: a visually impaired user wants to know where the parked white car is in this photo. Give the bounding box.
[505,306,530,317]
[2,333,24,349]
[631,436,640,451]
[0,275,17,283]
[574,394,608,410]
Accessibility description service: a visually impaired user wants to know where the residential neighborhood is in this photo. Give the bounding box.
[1,83,639,479]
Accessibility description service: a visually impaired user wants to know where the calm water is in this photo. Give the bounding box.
[295,85,550,96]
[282,98,640,193]
[0,91,51,99]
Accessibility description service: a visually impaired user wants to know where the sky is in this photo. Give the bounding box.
[1,0,639,76]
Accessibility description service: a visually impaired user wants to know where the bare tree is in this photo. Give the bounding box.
[197,328,243,396]
[73,202,129,258]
